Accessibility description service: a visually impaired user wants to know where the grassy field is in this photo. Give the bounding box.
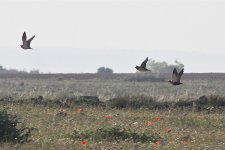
[1,73,225,102]
[0,73,225,149]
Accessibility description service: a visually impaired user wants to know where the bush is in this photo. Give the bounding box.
[97,67,113,74]
[208,95,225,106]
[0,109,33,143]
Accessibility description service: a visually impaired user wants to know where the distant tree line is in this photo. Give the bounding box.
[97,67,114,74]
[0,65,40,74]
[147,59,184,74]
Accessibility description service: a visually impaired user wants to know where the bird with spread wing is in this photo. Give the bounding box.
[135,57,151,72]
[168,68,184,85]
[20,32,35,49]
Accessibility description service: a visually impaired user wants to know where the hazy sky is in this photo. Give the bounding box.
[1,0,225,73]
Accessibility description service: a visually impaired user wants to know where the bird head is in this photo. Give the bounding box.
[135,66,139,69]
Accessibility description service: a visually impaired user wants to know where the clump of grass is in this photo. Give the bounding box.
[71,126,161,143]
[192,95,225,111]
[106,96,171,109]
[0,109,33,143]
[174,101,193,108]
[123,73,165,82]
[71,97,100,107]
[207,95,225,106]
[30,96,103,108]
[106,95,225,111]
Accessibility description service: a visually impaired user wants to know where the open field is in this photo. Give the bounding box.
[1,73,225,102]
[0,73,225,149]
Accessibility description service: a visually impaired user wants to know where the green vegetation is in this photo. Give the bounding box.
[0,109,33,143]
[0,74,225,149]
[71,126,161,143]
[0,104,225,150]
[97,67,114,74]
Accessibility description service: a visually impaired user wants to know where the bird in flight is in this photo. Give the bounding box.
[20,32,35,49]
[168,68,184,85]
[135,57,151,72]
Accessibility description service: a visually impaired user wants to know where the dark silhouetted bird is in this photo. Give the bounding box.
[20,32,35,49]
[168,68,184,85]
[135,57,150,72]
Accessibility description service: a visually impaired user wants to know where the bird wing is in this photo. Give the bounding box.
[27,35,35,46]
[140,57,148,68]
[27,35,35,42]
[22,32,27,44]
[177,68,184,82]
[172,68,178,82]
[179,68,184,76]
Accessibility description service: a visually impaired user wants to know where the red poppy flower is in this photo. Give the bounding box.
[147,121,153,126]
[182,135,191,145]
[105,115,113,119]
[156,140,161,145]
[81,140,87,145]
[183,139,189,145]
[155,117,161,121]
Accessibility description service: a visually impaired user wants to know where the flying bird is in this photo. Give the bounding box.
[168,68,184,85]
[20,32,35,49]
[135,57,151,72]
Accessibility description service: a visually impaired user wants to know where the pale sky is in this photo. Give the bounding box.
[0,0,225,73]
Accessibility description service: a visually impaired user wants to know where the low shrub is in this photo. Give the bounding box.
[71,126,161,143]
[0,109,33,143]
[106,95,225,111]
[106,96,171,109]
[208,95,225,106]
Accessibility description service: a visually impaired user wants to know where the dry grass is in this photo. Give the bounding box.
[1,75,225,102]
